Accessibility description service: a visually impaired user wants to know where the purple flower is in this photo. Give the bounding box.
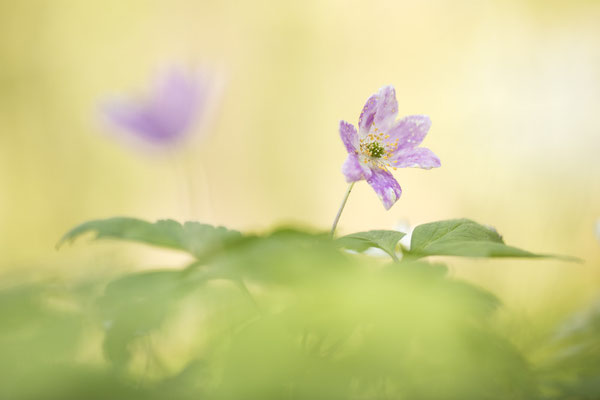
[340,86,440,210]
[102,67,211,148]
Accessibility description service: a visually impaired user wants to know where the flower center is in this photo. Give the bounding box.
[358,127,401,169]
[366,141,385,158]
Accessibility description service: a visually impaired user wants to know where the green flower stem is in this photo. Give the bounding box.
[330,182,355,238]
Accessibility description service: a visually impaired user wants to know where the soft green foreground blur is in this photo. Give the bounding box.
[0,0,599,338]
[0,223,597,399]
[0,228,560,399]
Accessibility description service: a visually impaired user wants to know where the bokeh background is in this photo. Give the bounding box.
[1,0,599,323]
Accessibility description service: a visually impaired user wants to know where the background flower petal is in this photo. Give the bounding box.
[103,102,168,143]
[151,68,201,139]
[385,115,431,150]
[366,167,402,210]
[339,120,358,153]
[390,147,441,169]
[102,67,207,147]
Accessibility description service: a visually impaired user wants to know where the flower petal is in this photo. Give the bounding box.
[366,167,402,210]
[358,86,398,135]
[358,94,377,134]
[342,153,372,182]
[102,68,203,145]
[151,68,200,139]
[385,115,431,150]
[374,86,399,130]
[389,147,441,169]
[103,102,171,143]
[339,120,358,153]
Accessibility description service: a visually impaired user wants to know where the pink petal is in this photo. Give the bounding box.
[385,115,431,150]
[342,153,372,182]
[358,86,398,135]
[151,68,201,137]
[389,147,441,169]
[339,121,358,153]
[366,167,402,210]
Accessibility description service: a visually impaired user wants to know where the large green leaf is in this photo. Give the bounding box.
[406,219,575,260]
[97,269,196,367]
[58,217,244,259]
[543,299,600,398]
[337,230,406,261]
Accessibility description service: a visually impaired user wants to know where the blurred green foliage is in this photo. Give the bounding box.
[537,298,600,399]
[0,219,590,399]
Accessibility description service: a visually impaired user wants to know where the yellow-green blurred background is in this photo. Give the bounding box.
[1,0,599,315]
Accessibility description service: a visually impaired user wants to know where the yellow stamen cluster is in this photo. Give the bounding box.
[358,123,401,170]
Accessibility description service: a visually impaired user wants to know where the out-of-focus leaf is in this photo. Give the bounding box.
[210,256,536,400]
[97,269,195,367]
[204,227,353,286]
[36,222,584,399]
[406,219,575,260]
[58,217,244,259]
[541,298,600,399]
[0,283,85,400]
[337,230,405,260]
[381,260,500,316]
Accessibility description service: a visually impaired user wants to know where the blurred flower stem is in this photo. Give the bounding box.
[171,152,212,220]
[101,65,221,221]
[330,182,355,238]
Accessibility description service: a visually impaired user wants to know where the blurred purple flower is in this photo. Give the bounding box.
[339,85,441,210]
[102,67,211,148]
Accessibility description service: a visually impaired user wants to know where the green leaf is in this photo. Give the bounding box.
[200,227,351,285]
[406,219,576,260]
[181,221,245,260]
[58,217,243,259]
[337,230,406,260]
[98,270,190,367]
